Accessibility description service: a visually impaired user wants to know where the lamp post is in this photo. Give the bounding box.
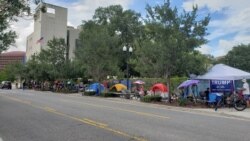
[123,45,133,91]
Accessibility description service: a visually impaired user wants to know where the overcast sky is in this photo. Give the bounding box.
[7,0,250,57]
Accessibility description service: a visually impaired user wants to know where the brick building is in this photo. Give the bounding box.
[0,51,26,71]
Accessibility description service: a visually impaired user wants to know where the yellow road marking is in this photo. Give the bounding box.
[60,99,169,120]
[42,107,146,141]
[2,95,147,141]
[83,118,108,127]
[3,96,31,105]
[43,107,57,112]
[66,96,250,122]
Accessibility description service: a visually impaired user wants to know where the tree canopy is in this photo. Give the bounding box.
[8,1,213,85]
[219,44,250,72]
[134,1,210,78]
[0,0,43,53]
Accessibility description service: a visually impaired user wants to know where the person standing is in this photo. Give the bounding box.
[242,79,250,107]
[22,81,26,90]
[204,88,210,101]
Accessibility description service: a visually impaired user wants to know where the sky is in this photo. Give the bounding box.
[7,0,250,57]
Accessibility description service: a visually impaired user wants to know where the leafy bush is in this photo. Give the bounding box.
[178,98,188,106]
[83,91,96,96]
[53,87,78,93]
[100,92,118,97]
[141,95,162,103]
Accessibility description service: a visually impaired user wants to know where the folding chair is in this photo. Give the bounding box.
[207,93,217,107]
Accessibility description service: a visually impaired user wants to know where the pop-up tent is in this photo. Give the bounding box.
[150,83,168,98]
[196,64,250,93]
[196,64,250,80]
[86,83,104,94]
[110,84,127,92]
[151,83,168,92]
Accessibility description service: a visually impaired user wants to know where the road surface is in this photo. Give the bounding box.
[0,89,250,141]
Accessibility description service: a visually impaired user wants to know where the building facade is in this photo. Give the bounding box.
[0,51,26,70]
[26,3,80,60]
[67,26,81,59]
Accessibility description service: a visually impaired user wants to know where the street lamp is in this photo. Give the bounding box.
[123,45,133,91]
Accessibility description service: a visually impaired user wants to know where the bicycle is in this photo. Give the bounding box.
[215,90,247,111]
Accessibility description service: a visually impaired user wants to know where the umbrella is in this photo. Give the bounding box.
[177,80,199,89]
[151,83,168,92]
[133,80,145,85]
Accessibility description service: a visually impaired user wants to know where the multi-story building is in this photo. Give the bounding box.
[67,26,81,59]
[26,3,80,60]
[0,51,26,70]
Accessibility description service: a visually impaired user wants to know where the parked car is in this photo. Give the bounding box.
[1,81,12,89]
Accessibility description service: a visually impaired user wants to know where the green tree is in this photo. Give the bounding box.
[93,5,144,77]
[76,5,143,81]
[135,1,210,79]
[22,38,72,81]
[0,69,9,82]
[76,21,121,81]
[0,0,43,53]
[0,62,25,82]
[93,5,143,46]
[221,44,250,72]
[60,60,85,80]
[37,38,67,80]
[181,51,213,75]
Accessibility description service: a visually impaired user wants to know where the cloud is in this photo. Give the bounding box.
[182,0,249,13]
[196,44,212,55]
[40,0,133,27]
[7,19,34,52]
[7,0,134,52]
[206,32,250,57]
[183,0,250,57]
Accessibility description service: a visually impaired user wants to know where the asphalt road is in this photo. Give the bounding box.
[0,89,250,141]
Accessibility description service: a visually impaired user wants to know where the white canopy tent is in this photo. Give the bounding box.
[196,64,250,80]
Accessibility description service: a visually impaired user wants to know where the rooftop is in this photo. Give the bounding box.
[0,51,26,57]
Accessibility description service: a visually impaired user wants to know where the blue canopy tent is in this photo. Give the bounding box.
[86,83,105,94]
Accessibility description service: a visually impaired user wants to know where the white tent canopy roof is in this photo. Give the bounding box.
[196,64,250,80]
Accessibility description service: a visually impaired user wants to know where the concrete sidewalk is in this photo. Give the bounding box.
[44,92,250,120]
[111,97,250,120]
[193,107,250,119]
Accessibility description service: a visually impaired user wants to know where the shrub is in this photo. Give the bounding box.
[83,91,96,96]
[178,98,188,106]
[141,95,162,103]
[100,92,118,97]
[54,87,78,94]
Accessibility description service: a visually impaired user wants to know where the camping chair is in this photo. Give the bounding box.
[207,93,217,107]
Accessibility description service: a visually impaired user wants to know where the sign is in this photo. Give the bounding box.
[210,80,233,92]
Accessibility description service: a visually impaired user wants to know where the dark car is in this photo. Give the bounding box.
[1,81,12,89]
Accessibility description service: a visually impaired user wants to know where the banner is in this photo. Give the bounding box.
[210,80,233,93]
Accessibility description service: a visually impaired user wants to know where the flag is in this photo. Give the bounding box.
[36,37,44,44]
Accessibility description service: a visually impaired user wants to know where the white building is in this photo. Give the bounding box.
[67,26,81,60]
[26,3,80,60]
